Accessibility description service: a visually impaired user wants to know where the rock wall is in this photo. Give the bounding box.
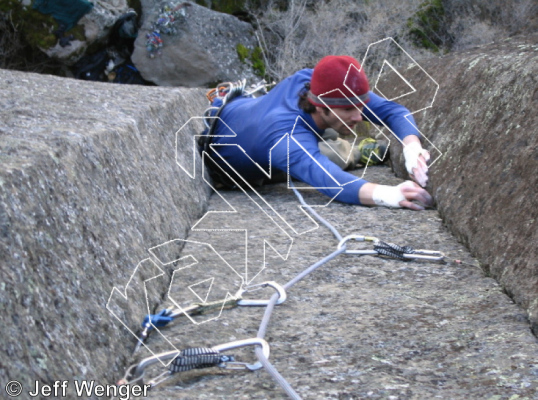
[1,32,536,397]
[384,34,538,334]
[132,1,260,87]
[0,69,210,394]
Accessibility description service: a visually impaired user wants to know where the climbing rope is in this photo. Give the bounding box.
[119,139,445,399]
[119,338,270,388]
[134,281,286,352]
[248,182,443,399]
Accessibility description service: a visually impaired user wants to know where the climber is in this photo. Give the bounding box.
[202,55,432,210]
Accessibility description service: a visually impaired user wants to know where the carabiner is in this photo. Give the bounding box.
[120,337,269,387]
[212,337,270,371]
[235,281,287,306]
[338,235,445,261]
[134,295,243,353]
[337,235,379,255]
[402,249,445,261]
[117,362,146,386]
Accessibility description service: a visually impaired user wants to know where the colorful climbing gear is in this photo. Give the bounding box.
[357,137,387,166]
[134,281,287,352]
[145,2,191,58]
[145,31,163,58]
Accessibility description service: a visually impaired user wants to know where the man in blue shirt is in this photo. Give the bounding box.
[204,55,432,210]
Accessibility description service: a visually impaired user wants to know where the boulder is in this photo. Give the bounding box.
[0,69,210,388]
[379,34,538,334]
[132,1,260,87]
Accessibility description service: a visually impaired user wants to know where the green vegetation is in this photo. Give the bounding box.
[407,0,446,52]
[0,0,91,72]
[250,46,265,76]
[1,0,58,49]
[236,44,266,77]
[0,0,90,50]
[236,43,249,62]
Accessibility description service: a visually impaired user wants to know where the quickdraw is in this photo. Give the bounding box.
[119,337,270,388]
[134,281,286,352]
[116,100,448,399]
[337,234,445,261]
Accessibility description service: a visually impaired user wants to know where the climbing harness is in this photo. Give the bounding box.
[201,79,247,131]
[134,281,286,352]
[204,79,272,107]
[198,79,273,189]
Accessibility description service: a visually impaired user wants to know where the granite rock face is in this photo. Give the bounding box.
[126,168,538,399]
[381,34,538,334]
[132,1,260,87]
[2,31,537,400]
[0,69,210,394]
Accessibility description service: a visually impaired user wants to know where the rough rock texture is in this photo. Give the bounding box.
[2,32,538,400]
[132,1,259,87]
[122,167,538,399]
[193,0,263,15]
[39,0,132,64]
[380,34,538,334]
[0,68,210,395]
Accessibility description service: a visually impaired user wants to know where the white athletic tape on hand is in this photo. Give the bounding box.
[403,142,430,187]
[403,142,430,174]
[373,182,417,208]
[373,184,404,208]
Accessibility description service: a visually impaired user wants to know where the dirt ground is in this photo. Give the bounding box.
[122,165,538,400]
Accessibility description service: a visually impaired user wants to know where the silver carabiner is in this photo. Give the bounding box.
[337,235,379,255]
[212,337,270,371]
[120,337,270,387]
[235,281,287,306]
[122,349,180,387]
[117,362,147,386]
[338,235,445,261]
[403,249,445,261]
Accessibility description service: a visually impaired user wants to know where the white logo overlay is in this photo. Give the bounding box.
[107,37,441,364]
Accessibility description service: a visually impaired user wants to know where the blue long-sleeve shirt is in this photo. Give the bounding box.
[209,69,419,204]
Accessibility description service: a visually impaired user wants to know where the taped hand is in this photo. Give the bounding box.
[372,181,433,211]
[403,142,430,187]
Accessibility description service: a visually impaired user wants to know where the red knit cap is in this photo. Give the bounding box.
[308,55,370,108]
